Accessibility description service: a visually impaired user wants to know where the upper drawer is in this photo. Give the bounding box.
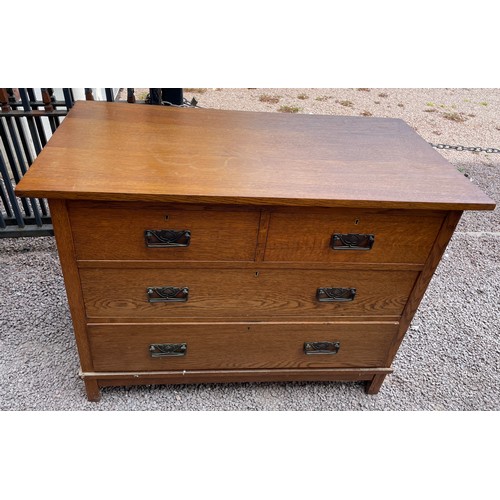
[68,201,260,261]
[264,209,444,264]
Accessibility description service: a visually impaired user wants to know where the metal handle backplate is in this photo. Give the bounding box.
[317,287,356,302]
[147,287,189,303]
[304,341,340,355]
[145,229,191,248]
[330,233,374,250]
[150,343,187,357]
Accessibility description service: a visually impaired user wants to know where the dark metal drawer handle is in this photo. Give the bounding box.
[317,287,356,302]
[330,233,374,250]
[145,229,191,248]
[147,287,189,303]
[150,343,187,357]
[304,341,340,355]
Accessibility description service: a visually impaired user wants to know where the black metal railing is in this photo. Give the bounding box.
[0,88,183,238]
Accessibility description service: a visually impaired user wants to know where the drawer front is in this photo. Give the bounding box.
[80,268,418,319]
[88,322,398,371]
[264,209,444,264]
[68,201,260,261]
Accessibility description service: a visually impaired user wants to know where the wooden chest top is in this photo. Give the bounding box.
[16,100,494,211]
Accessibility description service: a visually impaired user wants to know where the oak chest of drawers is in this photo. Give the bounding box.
[15,101,495,401]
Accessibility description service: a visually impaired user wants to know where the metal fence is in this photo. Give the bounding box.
[0,88,183,238]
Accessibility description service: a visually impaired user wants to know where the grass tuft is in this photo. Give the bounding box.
[278,105,300,113]
[442,111,467,123]
[259,94,280,104]
[337,100,353,108]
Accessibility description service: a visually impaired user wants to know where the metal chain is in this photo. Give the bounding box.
[430,143,500,154]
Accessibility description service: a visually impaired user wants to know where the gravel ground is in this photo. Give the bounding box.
[1,88,498,410]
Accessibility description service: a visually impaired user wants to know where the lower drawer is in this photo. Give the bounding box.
[87,322,398,371]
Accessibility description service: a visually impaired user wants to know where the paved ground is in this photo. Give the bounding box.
[0,88,498,410]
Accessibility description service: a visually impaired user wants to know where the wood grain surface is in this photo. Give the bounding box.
[87,322,398,371]
[79,268,418,319]
[15,101,495,210]
[69,201,260,261]
[48,200,95,372]
[264,208,444,264]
